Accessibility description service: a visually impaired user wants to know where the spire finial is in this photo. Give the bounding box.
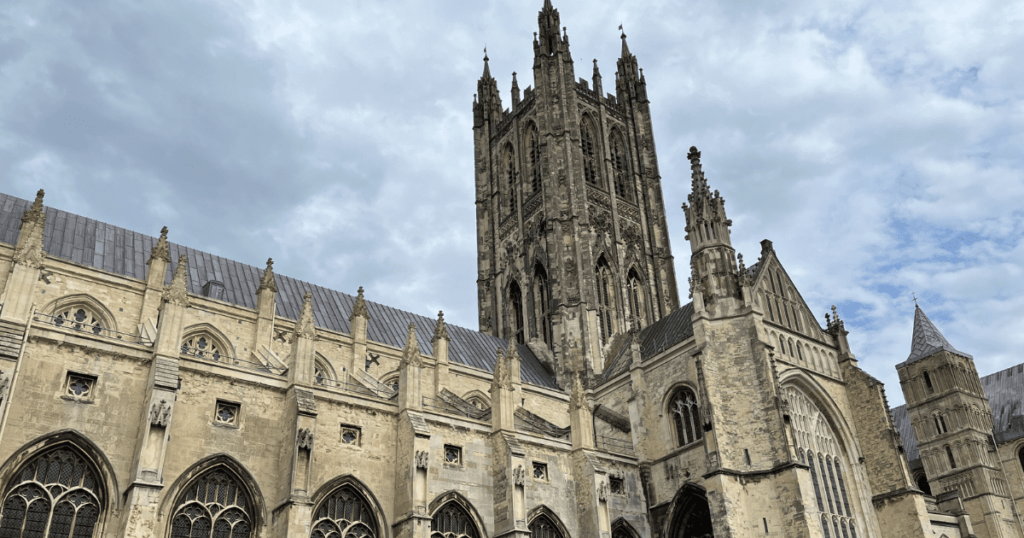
[432,310,449,343]
[257,257,277,293]
[295,291,316,339]
[482,47,491,79]
[350,286,369,320]
[402,322,422,366]
[912,292,918,307]
[148,226,170,264]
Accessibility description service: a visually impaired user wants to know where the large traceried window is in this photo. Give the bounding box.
[595,258,615,345]
[525,124,542,195]
[581,118,602,188]
[169,469,254,538]
[0,446,103,538]
[310,485,378,538]
[430,502,479,538]
[609,130,632,202]
[528,514,565,538]
[533,265,552,350]
[670,387,703,447]
[509,280,525,345]
[786,386,858,538]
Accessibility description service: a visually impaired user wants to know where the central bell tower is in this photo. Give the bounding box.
[473,0,679,388]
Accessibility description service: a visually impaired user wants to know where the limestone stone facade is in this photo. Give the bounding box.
[0,2,1022,538]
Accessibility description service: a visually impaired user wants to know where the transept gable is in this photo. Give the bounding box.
[751,247,825,342]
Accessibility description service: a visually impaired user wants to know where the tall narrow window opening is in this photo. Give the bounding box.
[626,269,646,329]
[946,446,956,469]
[610,132,631,201]
[526,124,542,194]
[595,259,615,345]
[581,119,601,188]
[924,371,934,393]
[534,265,552,350]
[509,281,525,345]
[504,147,517,218]
[670,387,703,446]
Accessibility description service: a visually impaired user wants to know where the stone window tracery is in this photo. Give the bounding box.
[181,335,223,361]
[53,307,104,336]
[627,270,646,330]
[430,502,478,538]
[528,514,564,538]
[64,373,96,400]
[670,387,702,447]
[0,446,103,538]
[534,266,552,350]
[169,469,253,538]
[526,124,542,195]
[509,280,525,345]
[595,259,616,346]
[310,485,377,538]
[503,145,517,219]
[610,131,631,202]
[785,386,859,536]
[581,118,601,188]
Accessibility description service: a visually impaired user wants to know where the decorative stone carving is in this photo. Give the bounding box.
[591,211,611,237]
[416,450,430,469]
[621,222,642,248]
[13,190,46,269]
[149,399,172,427]
[491,347,513,391]
[163,255,190,308]
[402,323,422,368]
[296,428,314,450]
[570,373,590,411]
[513,465,525,486]
[257,258,277,294]
[295,291,316,339]
[0,370,10,401]
[149,226,170,264]
[432,311,449,343]
[350,286,370,320]
[597,480,609,501]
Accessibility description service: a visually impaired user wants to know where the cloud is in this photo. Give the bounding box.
[1,0,1022,406]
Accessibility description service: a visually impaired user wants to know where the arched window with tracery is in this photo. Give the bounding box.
[670,387,702,447]
[626,269,646,330]
[528,514,565,538]
[581,118,601,188]
[310,485,378,538]
[51,307,104,336]
[169,469,254,538]
[181,334,224,362]
[609,130,632,202]
[0,446,103,538]
[595,258,616,345]
[503,145,517,219]
[785,386,859,537]
[525,124,542,195]
[509,280,525,345]
[431,502,479,538]
[533,265,552,350]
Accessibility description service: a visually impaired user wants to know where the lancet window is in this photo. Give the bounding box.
[626,269,646,329]
[610,131,631,202]
[670,387,702,446]
[509,281,525,345]
[169,469,253,538]
[528,514,564,538]
[310,485,377,538]
[581,118,601,188]
[503,145,517,219]
[785,386,858,538]
[525,124,542,195]
[595,258,615,345]
[533,266,552,349]
[430,502,479,538]
[0,446,103,538]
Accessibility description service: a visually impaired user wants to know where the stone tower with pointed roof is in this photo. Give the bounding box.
[473,0,679,387]
[897,305,1021,537]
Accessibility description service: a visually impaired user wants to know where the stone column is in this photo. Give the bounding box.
[432,311,449,397]
[0,190,46,325]
[569,373,608,538]
[347,287,370,377]
[288,292,316,387]
[490,347,515,433]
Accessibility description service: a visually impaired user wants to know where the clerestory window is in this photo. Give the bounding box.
[670,387,702,446]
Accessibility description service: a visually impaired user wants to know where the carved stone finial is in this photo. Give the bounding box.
[257,258,277,294]
[432,311,449,343]
[296,428,314,451]
[570,372,590,411]
[506,339,520,364]
[13,189,46,269]
[402,322,422,367]
[598,480,609,501]
[163,255,190,307]
[148,226,170,264]
[149,399,172,427]
[491,347,512,392]
[350,286,370,320]
[416,450,430,469]
[513,465,525,486]
[295,291,316,339]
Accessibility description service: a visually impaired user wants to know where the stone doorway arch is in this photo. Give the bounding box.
[666,485,714,538]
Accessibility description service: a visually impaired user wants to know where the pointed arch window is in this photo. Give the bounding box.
[581,118,601,188]
[503,145,517,219]
[945,446,956,469]
[610,131,631,202]
[169,469,253,538]
[626,269,646,330]
[528,514,565,538]
[533,266,552,350]
[1019,446,1024,476]
[670,387,702,447]
[509,281,525,345]
[595,258,616,345]
[0,446,103,538]
[52,307,105,336]
[310,485,378,538]
[526,124,542,195]
[431,502,479,538]
[181,334,224,362]
[785,386,859,537]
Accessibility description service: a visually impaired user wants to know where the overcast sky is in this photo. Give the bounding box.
[2,0,1022,406]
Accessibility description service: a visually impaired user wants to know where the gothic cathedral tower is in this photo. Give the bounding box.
[473,0,679,388]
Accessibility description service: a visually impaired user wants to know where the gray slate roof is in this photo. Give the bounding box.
[600,301,696,383]
[0,192,558,389]
[892,361,1024,462]
[905,305,972,364]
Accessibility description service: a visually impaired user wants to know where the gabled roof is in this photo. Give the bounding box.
[905,305,972,364]
[600,302,695,383]
[891,361,1024,462]
[0,192,558,389]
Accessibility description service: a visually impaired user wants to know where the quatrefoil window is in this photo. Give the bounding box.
[54,307,103,335]
[215,401,239,425]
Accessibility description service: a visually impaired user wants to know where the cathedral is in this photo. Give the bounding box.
[0,2,1022,537]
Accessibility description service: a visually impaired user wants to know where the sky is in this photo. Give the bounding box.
[1,0,1021,407]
